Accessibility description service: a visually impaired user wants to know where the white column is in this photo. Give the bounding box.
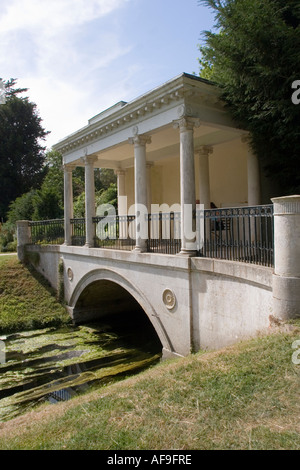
[146,162,153,213]
[63,164,74,245]
[174,117,197,256]
[116,168,127,240]
[83,155,97,247]
[197,146,213,209]
[129,135,151,252]
[116,169,127,216]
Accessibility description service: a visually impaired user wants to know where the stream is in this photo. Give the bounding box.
[0,313,162,422]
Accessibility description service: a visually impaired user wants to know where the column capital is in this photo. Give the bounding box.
[128,134,152,147]
[173,117,200,131]
[63,163,76,172]
[115,168,126,177]
[196,145,213,156]
[80,155,98,165]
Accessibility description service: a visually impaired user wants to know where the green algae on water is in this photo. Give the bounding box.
[0,321,161,422]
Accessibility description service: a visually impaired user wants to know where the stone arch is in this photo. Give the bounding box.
[68,267,174,353]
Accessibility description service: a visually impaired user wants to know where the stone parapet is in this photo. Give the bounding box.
[272,195,300,319]
[16,220,31,262]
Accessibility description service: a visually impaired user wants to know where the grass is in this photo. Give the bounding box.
[0,254,299,450]
[0,255,71,334]
[0,322,299,450]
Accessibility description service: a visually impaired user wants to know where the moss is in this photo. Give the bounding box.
[57,258,64,303]
[24,250,40,267]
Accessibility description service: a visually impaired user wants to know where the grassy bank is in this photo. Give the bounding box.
[0,255,71,334]
[0,320,299,450]
[0,255,299,450]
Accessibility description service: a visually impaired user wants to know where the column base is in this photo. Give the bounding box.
[84,243,93,249]
[177,249,197,257]
[133,246,147,253]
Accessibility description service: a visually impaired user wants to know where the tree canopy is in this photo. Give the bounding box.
[198,0,300,194]
[0,79,49,220]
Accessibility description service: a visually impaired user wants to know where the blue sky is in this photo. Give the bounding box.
[0,0,215,148]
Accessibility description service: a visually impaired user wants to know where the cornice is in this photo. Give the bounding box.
[53,74,221,156]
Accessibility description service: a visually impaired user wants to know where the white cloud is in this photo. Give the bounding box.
[0,0,125,34]
[0,0,135,148]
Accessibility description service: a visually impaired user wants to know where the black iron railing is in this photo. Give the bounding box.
[147,212,181,254]
[93,215,136,251]
[70,218,86,246]
[29,219,64,245]
[200,205,274,267]
[27,204,274,267]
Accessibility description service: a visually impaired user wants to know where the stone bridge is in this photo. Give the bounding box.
[17,196,300,358]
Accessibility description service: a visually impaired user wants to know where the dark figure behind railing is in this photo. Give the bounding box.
[201,205,274,267]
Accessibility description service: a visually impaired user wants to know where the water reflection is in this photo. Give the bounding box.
[0,314,162,422]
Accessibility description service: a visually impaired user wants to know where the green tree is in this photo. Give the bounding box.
[198,0,300,194]
[73,184,117,218]
[0,79,49,220]
[32,188,64,221]
[94,168,116,192]
[5,189,37,224]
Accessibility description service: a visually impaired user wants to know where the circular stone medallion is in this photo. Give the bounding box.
[162,289,176,310]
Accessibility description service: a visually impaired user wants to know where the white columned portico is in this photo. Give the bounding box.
[82,155,97,247]
[129,134,151,252]
[63,164,74,245]
[174,117,198,256]
[197,146,213,209]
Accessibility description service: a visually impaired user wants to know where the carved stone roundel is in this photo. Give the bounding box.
[67,267,73,281]
[162,289,176,310]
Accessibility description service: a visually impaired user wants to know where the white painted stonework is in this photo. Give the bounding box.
[16,74,300,357]
[272,195,300,320]
[18,193,299,357]
[23,244,274,358]
[53,73,262,249]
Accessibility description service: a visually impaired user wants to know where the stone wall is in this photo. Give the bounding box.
[17,195,300,357]
[20,244,274,358]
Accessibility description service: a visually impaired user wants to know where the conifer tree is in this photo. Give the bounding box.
[0,79,49,220]
[198,0,300,194]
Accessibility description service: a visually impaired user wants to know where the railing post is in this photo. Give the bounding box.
[16,220,31,262]
[272,195,300,320]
